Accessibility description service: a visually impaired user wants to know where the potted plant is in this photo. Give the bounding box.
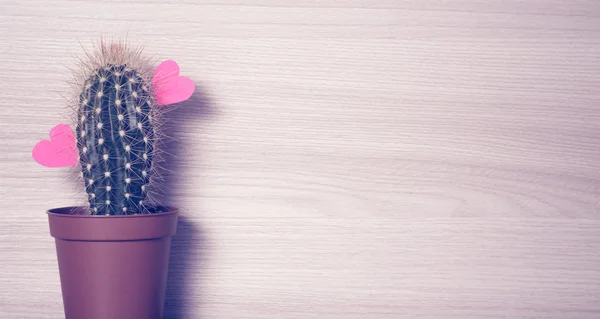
[31,41,195,319]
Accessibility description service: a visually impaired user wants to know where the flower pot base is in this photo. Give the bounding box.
[47,206,178,319]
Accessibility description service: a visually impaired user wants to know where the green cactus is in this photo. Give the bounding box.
[75,43,158,215]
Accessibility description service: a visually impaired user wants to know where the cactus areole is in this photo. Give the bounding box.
[77,63,156,215]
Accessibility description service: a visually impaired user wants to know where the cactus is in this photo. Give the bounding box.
[74,43,158,215]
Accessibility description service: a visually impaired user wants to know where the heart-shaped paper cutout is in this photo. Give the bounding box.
[153,60,195,106]
[32,124,78,167]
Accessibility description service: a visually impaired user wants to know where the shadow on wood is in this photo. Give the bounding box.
[152,86,215,319]
[163,216,205,319]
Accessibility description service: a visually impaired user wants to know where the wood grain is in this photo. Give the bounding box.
[1,0,600,318]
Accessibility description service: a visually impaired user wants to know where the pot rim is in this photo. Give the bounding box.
[47,206,178,218]
[47,206,179,241]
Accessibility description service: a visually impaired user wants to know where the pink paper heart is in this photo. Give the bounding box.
[32,124,78,168]
[153,60,195,106]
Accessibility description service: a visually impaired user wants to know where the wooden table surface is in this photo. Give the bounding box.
[1,1,599,318]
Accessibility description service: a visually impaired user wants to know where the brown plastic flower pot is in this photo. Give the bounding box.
[47,206,178,319]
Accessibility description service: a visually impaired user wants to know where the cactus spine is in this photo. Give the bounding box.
[75,50,156,215]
